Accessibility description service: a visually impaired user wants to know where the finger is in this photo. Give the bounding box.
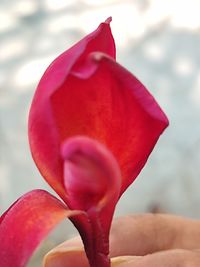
[43,247,142,267]
[110,213,200,257]
[43,214,200,266]
[43,244,88,267]
[111,249,200,267]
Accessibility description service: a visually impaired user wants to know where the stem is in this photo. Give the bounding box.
[86,209,110,267]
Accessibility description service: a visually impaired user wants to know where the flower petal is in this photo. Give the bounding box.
[28,19,115,200]
[61,136,121,267]
[51,52,169,195]
[0,190,81,267]
[61,136,121,216]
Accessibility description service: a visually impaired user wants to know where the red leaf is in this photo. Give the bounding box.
[0,190,81,267]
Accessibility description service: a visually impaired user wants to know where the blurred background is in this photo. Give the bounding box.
[0,0,200,265]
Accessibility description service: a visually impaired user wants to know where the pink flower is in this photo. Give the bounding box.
[0,18,168,267]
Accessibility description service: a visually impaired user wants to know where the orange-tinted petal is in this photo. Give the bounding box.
[0,190,81,267]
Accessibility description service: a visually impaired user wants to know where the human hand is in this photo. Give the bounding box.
[43,214,200,267]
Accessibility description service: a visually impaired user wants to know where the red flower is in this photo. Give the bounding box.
[0,18,168,267]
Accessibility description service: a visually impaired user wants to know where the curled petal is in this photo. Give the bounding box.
[0,190,81,267]
[28,19,115,200]
[61,136,121,267]
[62,136,121,213]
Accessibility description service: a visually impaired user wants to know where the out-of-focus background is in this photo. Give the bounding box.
[0,0,200,265]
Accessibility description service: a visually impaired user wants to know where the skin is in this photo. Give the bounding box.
[43,214,200,267]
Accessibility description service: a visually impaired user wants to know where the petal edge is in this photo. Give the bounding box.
[0,190,81,267]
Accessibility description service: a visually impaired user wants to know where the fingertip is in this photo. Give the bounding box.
[43,243,89,267]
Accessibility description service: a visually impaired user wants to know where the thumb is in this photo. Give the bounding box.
[43,239,89,267]
[43,247,140,267]
[43,240,141,267]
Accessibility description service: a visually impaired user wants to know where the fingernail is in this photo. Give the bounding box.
[111,256,142,266]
